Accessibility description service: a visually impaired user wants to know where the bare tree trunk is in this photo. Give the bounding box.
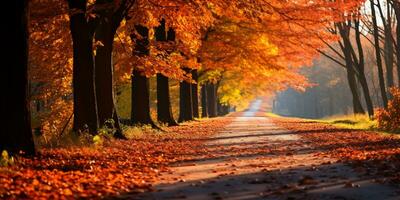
[354,20,374,116]
[393,2,400,87]
[0,0,35,156]
[336,22,365,114]
[370,0,389,107]
[381,1,395,94]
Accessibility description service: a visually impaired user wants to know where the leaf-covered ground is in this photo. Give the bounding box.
[133,109,400,200]
[1,111,400,199]
[271,116,400,185]
[0,118,232,199]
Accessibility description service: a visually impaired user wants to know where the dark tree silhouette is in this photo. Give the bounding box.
[201,85,208,118]
[68,0,99,134]
[155,19,178,126]
[191,69,200,118]
[207,83,218,117]
[131,25,156,127]
[1,0,35,155]
[178,68,194,122]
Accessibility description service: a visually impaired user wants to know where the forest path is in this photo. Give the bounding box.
[134,100,399,200]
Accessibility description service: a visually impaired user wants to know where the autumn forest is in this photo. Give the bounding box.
[1,0,400,199]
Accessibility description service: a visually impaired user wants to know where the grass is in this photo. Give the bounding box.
[314,114,378,131]
[266,112,379,131]
[265,112,283,118]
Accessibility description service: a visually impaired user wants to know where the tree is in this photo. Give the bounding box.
[377,0,395,92]
[178,68,194,122]
[336,21,367,114]
[155,20,178,126]
[201,84,208,118]
[131,25,157,127]
[191,69,200,118]
[206,83,218,118]
[94,0,134,138]
[370,0,389,108]
[67,0,99,134]
[393,0,400,87]
[0,0,35,155]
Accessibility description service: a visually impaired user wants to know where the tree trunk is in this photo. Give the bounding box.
[157,74,178,126]
[207,83,218,117]
[370,0,388,108]
[217,102,229,116]
[382,2,394,93]
[154,20,177,126]
[201,85,208,118]
[0,0,35,156]
[94,18,124,138]
[337,22,365,114]
[68,0,98,134]
[354,20,374,117]
[178,69,193,122]
[130,25,155,126]
[347,68,365,114]
[131,70,155,126]
[394,2,400,87]
[384,29,395,92]
[191,70,199,118]
[222,105,230,115]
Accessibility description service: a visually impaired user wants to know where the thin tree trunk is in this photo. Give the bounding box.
[191,70,199,118]
[354,19,374,116]
[0,0,35,155]
[336,22,365,114]
[178,68,193,122]
[370,0,389,108]
[157,74,178,126]
[394,2,400,87]
[384,32,395,91]
[347,67,365,114]
[380,1,395,92]
[201,84,208,118]
[68,0,98,134]
[207,83,218,117]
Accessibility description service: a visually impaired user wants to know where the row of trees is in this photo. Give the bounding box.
[313,0,400,118]
[2,0,364,155]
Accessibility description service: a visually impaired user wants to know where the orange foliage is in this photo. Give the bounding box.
[375,87,400,133]
[27,0,365,135]
[29,0,73,136]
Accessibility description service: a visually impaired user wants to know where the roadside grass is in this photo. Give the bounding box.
[314,114,378,131]
[265,112,399,135]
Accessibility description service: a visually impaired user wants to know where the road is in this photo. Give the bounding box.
[134,99,399,200]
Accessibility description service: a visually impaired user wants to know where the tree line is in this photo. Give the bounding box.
[2,0,365,156]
